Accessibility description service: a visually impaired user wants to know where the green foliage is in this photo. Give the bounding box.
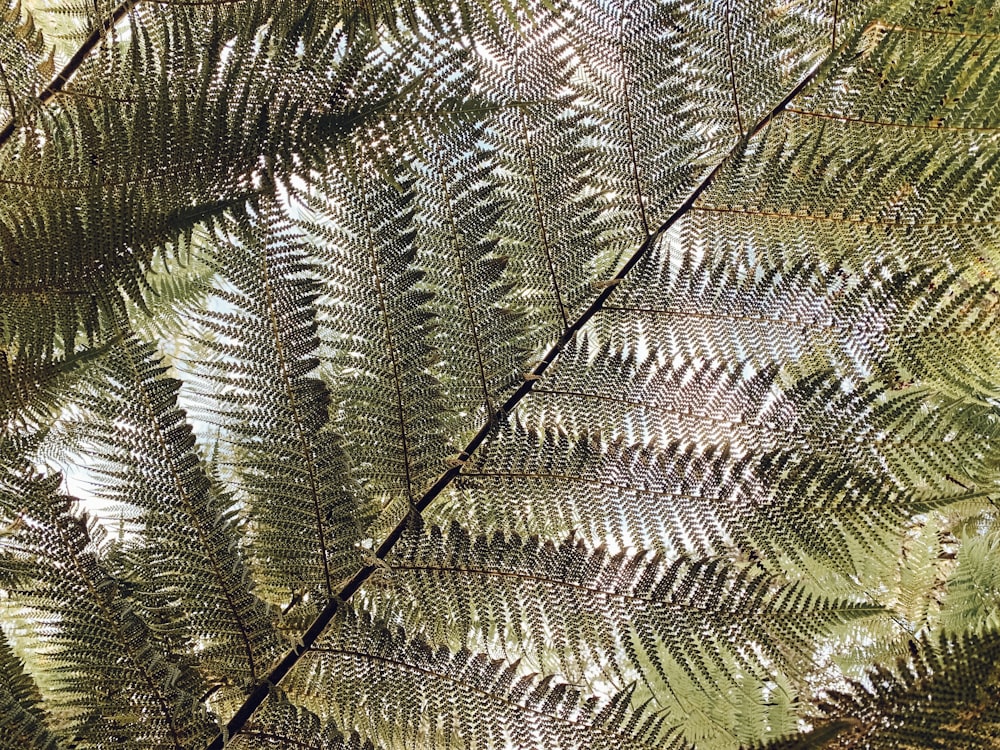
[0,458,218,747]
[811,632,1000,748]
[0,629,58,750]
[1,0,999,748]
[193,200,369,606]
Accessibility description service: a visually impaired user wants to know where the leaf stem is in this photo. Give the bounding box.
[0,1,137,150]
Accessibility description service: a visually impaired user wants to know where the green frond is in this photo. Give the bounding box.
[15,0,100,57]
[0,459,218,747]
[66,334,281,690]
[0,629,59,750]
[0,0,48,130]
[411,124,534,426]
[0,345,97,431]
[191,200,369,606]
[749,719,861,750]
[939,515,1000,632]
[379,519,880,678]
[813,630,1000,748]
[476,13,608,330]
[564,0,837,248]
[282,605,689,750]
[0,0,422,360]
[3,0,1000,746]
[434,350,995,582]
[229,687,378,750]
[356,519,880,746]
[297,158,453,529]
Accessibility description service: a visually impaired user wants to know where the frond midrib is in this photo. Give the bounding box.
[202,22,847,747]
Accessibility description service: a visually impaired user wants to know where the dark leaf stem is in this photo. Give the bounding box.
[0,0,137,150]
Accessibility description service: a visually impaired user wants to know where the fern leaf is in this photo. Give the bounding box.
[360,519,879,746]
[0,0,47,134]
[296,158,452,530]
[0,459,217,747]
[4,0,1000,747]
[229,687,378,750]
[812,630,1000,748]
[281,606,689,749]
[192,199,369,607]
[0,629,59,750]
[412,124,534,427]
[0,2,403,359]
[68,334,281,689]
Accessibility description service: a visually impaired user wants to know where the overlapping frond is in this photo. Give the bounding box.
[795,631,1000,749]
[228,687,377,750]
[411,125,533,429]
[0,0,412,360]
[374,519,881,683]
[68,334,280,689]
[430,0,1000,585]
[0,345,90,431]
[0,460,218,747]
[434,345,997,579]
[939,515,1000,632]
[3,0,1000,746]
[191,200,368,606]
[296,162,452,527]
[15,0,107,57]
[564,0,837,244]
[0,0,48,133]
[282,606,689,750]
[358,519,880,746]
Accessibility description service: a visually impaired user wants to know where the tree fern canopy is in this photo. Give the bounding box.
[1,0,999,747]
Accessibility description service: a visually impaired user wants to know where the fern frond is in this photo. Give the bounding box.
[440,7,1000,582]
[5,0,1000,747]
[412,124,534,426]
[68,334,280,689]
[475,9,608,330]
[939,516,1000,633]
[0,0,47,132]
[749,719,861,750]
[0,0,412,359]
[192,200,369,606]
[14,0,105,58]
[229,687,378,750]
[812,630,1000,748]
[0,460,217,747]
[357,518,880,746]
[281,606,689,750]
[297,160,452,528]
[378,519,880,682]
[0,629,58,750]
[438,355,995,581]
[0,345,99,432]
[564,0,840,248]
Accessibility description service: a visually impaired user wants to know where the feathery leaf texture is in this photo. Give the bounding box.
[804,631,1000,748]
[0,459,218,747]
[67,334,281,689]
[0,629,58,750]
[228,687,378,750]
[378,519,881,688]
[283,606,689,750]
[1,0,999,747]
[193,199,368,606]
